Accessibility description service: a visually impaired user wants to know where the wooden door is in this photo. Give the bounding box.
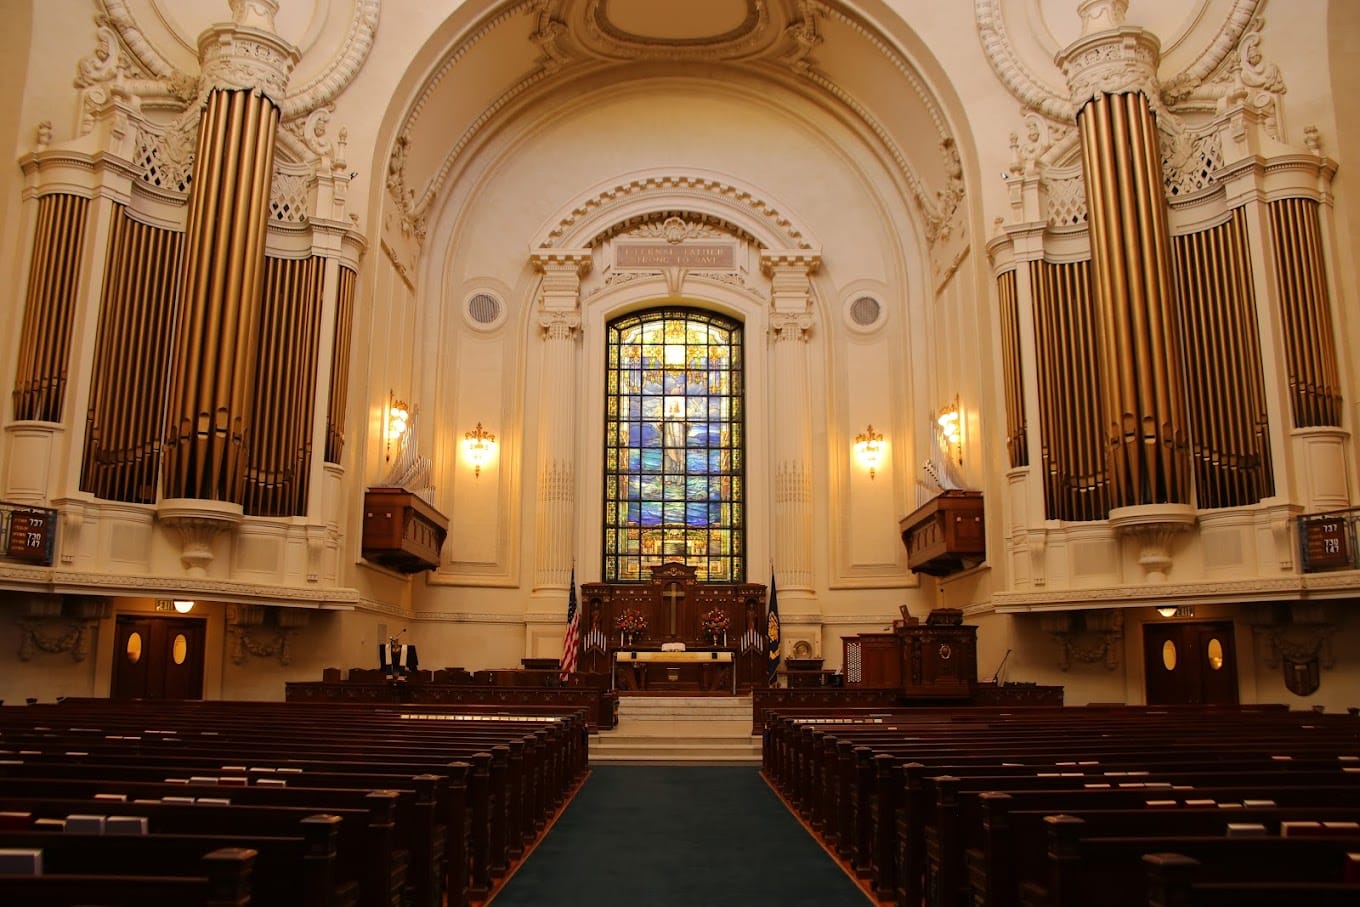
[111,616,206,700]
[1143,621,1238,706]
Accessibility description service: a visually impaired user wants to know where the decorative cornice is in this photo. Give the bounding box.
[0,563,360,607]
[90,0,378,126]
[977,0,1265,123]
[1056,25,1161,108]
[539,172,816,251]
[197,5,300,104]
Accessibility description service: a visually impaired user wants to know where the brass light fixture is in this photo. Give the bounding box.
[385,392,410,462]
[464,422,497,478]
[854,424,884,479]
[937,397,962,465]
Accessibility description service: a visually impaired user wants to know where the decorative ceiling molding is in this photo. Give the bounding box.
[581,0,774,60]
[390,1,961,255]
[975,0,1264,125]
[90,0,379,124]
[533,171,818,252]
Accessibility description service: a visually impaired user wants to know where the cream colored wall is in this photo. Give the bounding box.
[2,2,1360,709]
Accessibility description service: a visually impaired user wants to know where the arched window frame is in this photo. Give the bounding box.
[602,306,746,582]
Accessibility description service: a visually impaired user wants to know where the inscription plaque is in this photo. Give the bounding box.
[616,243,735,270]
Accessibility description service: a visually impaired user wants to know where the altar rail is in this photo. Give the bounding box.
[285,680,619,730]
[750,682,1064,734]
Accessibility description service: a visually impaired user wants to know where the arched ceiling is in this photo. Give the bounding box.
[385,0,963,250]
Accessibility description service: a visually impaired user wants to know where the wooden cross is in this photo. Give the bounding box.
[661,582,684,635]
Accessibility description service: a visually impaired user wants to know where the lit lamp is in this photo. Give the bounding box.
[1156,606,1179,618]
[172,600,195,614]
[854,424,884,479]
[464,422,497,477]
[937,399,962,464]
[386,392,410,462]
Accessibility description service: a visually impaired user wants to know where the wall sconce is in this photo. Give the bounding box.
[173,600,195,614]
[386,392,410,462]
[937,398,962,465]
[854,424,884,479]
[1156,605,1193,618]
[464,422,497,477]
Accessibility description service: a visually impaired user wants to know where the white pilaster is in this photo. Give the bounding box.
[530,250,591,591]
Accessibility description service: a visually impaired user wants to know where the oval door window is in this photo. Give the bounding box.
[125,631,143,664]
[172,633,188,665]
[1206,637,1225,670]
[1161,639,1178,671]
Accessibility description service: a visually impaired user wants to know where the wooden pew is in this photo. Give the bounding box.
[1030,818,1360,907]
[0,824,344,907]
[757,705,1360,906]
[1143,852,1360,907]
[0,846,256,906]
[0,698,586,907]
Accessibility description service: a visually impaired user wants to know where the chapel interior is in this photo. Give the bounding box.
[1,0,1359,717]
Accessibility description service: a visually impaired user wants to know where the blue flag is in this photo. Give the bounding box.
[766,569,781,685]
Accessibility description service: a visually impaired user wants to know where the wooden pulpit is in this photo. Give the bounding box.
[361,487,449,574]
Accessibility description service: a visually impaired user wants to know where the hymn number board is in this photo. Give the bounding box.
[5,506,56,565]
[1302,515,1353,572]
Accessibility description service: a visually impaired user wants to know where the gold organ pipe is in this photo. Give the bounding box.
[1227,209,1274,498]
[325,267,356,463]
[1271,198,1340,427]
[1078,90,1187,507]
[997,270,1028,468]
[245,256,323,516]
[13,195,89,422]
[1031,259,1109,521]
[1170,211,1274,510]
[82,210,182,502]
[1273,202,1312,423]
[165,88,280,502]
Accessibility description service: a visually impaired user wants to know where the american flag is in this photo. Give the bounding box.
[559,568,579,681]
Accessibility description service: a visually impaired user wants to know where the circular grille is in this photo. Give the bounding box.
[849,295,881,326]
[467,293,502,325]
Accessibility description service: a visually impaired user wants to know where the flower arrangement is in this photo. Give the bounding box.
[701,607,730,635]
[615,608,648,634]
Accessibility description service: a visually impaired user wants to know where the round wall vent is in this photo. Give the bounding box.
[849,295,881,326]
[463,291,506,331]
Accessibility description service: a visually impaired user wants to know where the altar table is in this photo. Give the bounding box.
[613,649,736,694]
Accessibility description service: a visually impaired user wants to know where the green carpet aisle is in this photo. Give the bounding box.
[490,765,871,906]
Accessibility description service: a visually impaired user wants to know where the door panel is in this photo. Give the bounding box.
[1143,620,1238,706]
[111,616,206,699]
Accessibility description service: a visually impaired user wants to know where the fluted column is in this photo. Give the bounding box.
[762,251,820,592]
[161,0,298,506]
[530,251,591,591]
[1057,0,1189,510]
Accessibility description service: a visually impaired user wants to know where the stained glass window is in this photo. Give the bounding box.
[604,308,745,582]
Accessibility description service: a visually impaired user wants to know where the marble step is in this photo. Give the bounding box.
[616,696,752,722]
[590,735,762,764]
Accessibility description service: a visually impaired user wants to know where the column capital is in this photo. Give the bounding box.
[530,249,593,275]
[538,311,581,341]
[1056,24,1160,109]
[762,249,821,317]
[769,311,814,343]
[198,0,300,103]
[532,249,592,313]
[759,249,821,277]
